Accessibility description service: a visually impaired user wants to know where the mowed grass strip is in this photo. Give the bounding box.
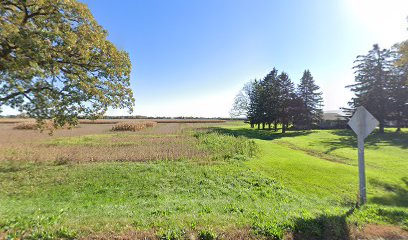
[216,125,408,207]
[210,125,408,232]
[247,140,358,202]
[269,128,408,207]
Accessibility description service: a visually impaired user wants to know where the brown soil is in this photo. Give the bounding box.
[350,224,408,240]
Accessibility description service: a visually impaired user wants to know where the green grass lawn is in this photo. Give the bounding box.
[1,124,407,239]
[217,125,408,207]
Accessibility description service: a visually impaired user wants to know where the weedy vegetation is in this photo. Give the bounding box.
[111,121,158,132]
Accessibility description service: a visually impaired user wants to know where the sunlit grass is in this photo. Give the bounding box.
[0,123,407,239]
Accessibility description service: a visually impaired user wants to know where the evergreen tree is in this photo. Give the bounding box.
[276,72,295,133]
[262,68,280,130]
[389,53,408,131]
[231,68,325,133]
[297,70,323,129]
[288,93,305,129]
[247,80,264,129]
[346,44,395,133]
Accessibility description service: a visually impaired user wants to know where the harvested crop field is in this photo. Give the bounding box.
[0,122,227,162]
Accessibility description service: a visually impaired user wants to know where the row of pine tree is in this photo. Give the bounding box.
[232,43,408,133]
[231,69,323,133]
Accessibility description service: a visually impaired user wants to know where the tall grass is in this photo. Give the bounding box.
[195,132,258,161]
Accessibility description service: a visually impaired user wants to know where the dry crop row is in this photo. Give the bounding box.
[111,121,157,131]
[0,135,207,163]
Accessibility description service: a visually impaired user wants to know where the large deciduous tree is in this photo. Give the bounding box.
[230,82,252,119]
[0,0,134,127]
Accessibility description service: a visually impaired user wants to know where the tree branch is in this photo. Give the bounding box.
[0,86,55,102]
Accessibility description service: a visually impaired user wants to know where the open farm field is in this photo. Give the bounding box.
[0,122,407,239]
[0,122,227,162]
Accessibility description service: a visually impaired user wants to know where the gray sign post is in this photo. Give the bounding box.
[347,106,379,205]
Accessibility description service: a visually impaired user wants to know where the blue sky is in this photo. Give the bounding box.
[4,0,408,117]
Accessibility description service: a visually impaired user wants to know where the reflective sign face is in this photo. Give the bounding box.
[348,106,379,139]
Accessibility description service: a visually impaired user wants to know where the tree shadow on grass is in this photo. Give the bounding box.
[369,177,408,207]
[290,205,408,240]
[291,207,355,240]
[208,127,312,141]
[321,129,408,154]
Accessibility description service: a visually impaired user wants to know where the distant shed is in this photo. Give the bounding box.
[319,112,348,129]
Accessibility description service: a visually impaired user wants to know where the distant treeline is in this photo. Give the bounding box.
[231,68,323,133]
[0,114,240,121]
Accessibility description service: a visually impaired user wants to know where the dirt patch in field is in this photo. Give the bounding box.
[349,224,408,240]
[83,230,157,240]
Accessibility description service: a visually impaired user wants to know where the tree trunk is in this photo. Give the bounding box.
[257,124,260,130]
[250,123,254,128]
[268,123,271,130]
[262,122,265,130]
[274,121,278,132]
[282,122,286,133]
[396,119,401,132]
[379,121,384,133]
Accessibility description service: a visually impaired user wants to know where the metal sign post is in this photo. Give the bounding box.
[348,106,379,205]
[357,135,366,204]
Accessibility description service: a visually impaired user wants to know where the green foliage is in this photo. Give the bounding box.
[349,205,408,229]
[276,72,295,133]
[0,209,77,239]
[157,228,186,240]
[198,229,217,240]
[0,0,134,127]
[297,70,323,129]
[195,131,258,160]
[251,221,285,239]
[346,44,408,132]
[231,68,323,132]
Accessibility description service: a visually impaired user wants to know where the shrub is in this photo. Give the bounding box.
[251,222,285,239]
[111,121,157,132]
[157,228,185,240]
[198,229,217,240]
